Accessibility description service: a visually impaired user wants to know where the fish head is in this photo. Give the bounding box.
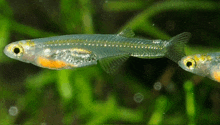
[178,54,212,77]
[4,40,36,63]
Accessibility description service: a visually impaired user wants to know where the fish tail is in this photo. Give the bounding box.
[165,32,191,63]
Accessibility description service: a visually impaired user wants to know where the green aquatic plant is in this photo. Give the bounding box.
[184,80,196,125]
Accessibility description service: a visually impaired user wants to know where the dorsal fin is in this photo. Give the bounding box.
[98,54,130,74]
[117,28,135,38]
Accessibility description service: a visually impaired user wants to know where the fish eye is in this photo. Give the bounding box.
[184,58,196,69]
[186,61,192,67]
[13,47,20,54]
[12,45,23,56]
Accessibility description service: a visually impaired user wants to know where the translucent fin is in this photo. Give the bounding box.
[98,54,130,74]
[165,32,191,63]
[117,28,135,38]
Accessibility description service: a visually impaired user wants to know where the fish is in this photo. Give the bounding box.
[178,52,220,82]
[4,29,191,73]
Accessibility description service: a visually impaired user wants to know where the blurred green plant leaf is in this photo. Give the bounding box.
[0,17,10,63]
[103,0,146,12]
[60,0,83,33]
[184,80,196,125]
[148,96,168,125]
[79,0,94,34]
[57,70,73,101]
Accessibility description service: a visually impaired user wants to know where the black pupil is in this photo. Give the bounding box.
[13,47,20,54]
[186,61,192,67]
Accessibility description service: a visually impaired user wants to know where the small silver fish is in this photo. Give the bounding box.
[178,52,220,82]
[4,29,191,73]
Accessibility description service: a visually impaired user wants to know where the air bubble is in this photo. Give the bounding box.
[134,93,144,103]
[153,82,162,91]
[8,106,18,116]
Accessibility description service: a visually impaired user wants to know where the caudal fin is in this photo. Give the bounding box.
[165,32,191,63]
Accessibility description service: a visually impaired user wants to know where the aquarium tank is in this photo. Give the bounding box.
[0,0,220,124]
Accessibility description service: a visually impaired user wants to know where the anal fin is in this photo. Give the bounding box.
[98,54,130,74]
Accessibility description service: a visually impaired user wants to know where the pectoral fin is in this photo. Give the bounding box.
[98,54,130,74]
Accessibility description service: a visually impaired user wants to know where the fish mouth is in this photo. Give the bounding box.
[178,60,183,68]
[3,43,17,59]
[3,44,11,57]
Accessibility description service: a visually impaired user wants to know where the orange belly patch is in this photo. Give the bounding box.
[37,56,72,69]
[212,70,220,82]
